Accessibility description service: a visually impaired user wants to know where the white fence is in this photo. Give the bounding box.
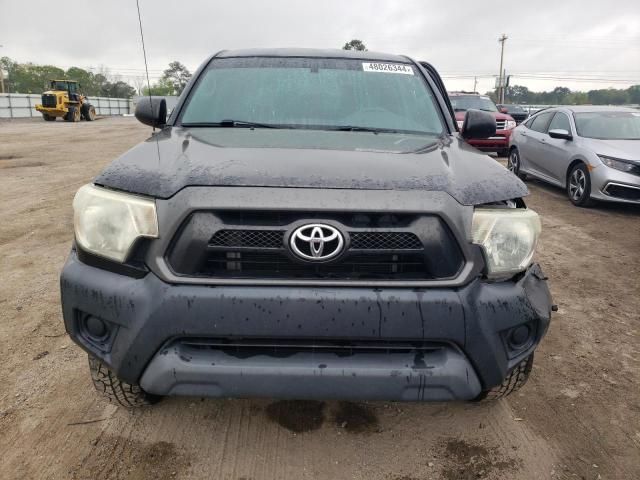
[0,93,133,118]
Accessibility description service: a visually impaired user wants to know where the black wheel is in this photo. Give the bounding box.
[42,113,56,121]
[81,103,96,121]
[65,106,80,122]
[475,354,534,401]
[507,148,527,180]
[567,163,594,207]
[88,355,160,408]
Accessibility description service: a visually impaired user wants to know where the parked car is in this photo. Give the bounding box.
[508,106,640,206]
[449,92,517,156]
[497,104,529,124]
[61,48,552,407]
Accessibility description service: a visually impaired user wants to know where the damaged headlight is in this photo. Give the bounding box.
[471,208,541,279]
[73,184,158,263]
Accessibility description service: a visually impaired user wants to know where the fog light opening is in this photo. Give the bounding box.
[508,324,532,350]
[85,315,109,340]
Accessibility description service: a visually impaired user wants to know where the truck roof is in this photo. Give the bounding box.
[216,48,410,62]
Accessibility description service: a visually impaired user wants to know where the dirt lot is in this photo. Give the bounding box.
[0,117,638,480]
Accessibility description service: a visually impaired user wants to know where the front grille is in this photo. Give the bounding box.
[210,230,284,249]
[41,94,56,108]
[350,231,422,250]
[208,229,422,251]
[604,183,640,201]
[511,113,528,124]
[180,338,443,356]
[201,251,427,280]
[167,211,465,282]
[495,119,506,129]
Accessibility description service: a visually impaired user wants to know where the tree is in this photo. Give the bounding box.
[588,88,629,105]
[342,39,367,51]
[627,85,640,104]
[102,81,136,98]
[142,77,174,96]
[161,61,191,95]
[505,85,531,103]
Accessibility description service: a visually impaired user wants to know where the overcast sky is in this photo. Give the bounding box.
[1,0,639,93]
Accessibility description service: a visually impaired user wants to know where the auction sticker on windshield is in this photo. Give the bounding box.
[362,63,414,75]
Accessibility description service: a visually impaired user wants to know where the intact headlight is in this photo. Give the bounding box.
[471,208,541,279]
[598,155,638,174]
[73,184,158,263]
[505,120,517,129]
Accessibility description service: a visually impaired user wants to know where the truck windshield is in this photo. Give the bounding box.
[179,57,444,135]
[450,95,498,112]
[51,81,69,90]
[574,111,640,140]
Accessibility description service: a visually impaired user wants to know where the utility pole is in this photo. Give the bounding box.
[473,76,478,93]
[497,34,508,103]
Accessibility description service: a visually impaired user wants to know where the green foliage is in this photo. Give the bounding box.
[142,77,174,96]
[161,61,191,95]
[0,56,136,97]
[342,39,367,51]
[140,61,192,96]
[489,83,640,106]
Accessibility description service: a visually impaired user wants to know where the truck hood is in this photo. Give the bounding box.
[95,127,528,205]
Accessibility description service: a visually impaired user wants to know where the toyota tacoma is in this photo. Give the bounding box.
[60,49,552,407]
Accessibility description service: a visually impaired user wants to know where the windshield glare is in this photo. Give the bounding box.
[574,112,640,140]
[450,95,498,112]
[179,57,444,135]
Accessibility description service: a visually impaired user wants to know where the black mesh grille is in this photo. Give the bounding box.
[41,94,56,108]
[350,232,422,250]
[201,251,427,280]
[209,229,422,250]
[210,230,284,249]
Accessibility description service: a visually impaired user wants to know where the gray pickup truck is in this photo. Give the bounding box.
[60,48,552,407]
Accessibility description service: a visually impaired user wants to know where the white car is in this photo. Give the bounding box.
[508,106,640,206]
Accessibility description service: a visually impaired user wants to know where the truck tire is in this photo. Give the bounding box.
[88,355,160,408]
[81,103,96,121]
[475,354,534,401]
[65,106,80,122]
[42,113,56,121]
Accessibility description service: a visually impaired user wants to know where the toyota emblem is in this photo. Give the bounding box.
[289,224,345,261]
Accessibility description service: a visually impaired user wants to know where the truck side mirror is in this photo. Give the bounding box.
[135,97,167,128]
[460,109,496,140]
[500,107,509,114]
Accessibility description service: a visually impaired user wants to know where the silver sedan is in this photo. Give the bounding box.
[508,105,640,206]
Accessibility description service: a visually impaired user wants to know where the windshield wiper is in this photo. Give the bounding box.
[181,120,282,129]
[328,125,404,133]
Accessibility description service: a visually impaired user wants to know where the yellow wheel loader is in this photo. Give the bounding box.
[35,80,96,122]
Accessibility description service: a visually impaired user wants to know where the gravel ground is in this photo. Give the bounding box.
[0,117,638,480]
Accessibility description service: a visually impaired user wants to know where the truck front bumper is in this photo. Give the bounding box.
[60,251,552,401]
[467,130,512,153]
[35,105,65,116]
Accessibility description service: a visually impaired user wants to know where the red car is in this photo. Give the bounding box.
[449,92,516,156]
